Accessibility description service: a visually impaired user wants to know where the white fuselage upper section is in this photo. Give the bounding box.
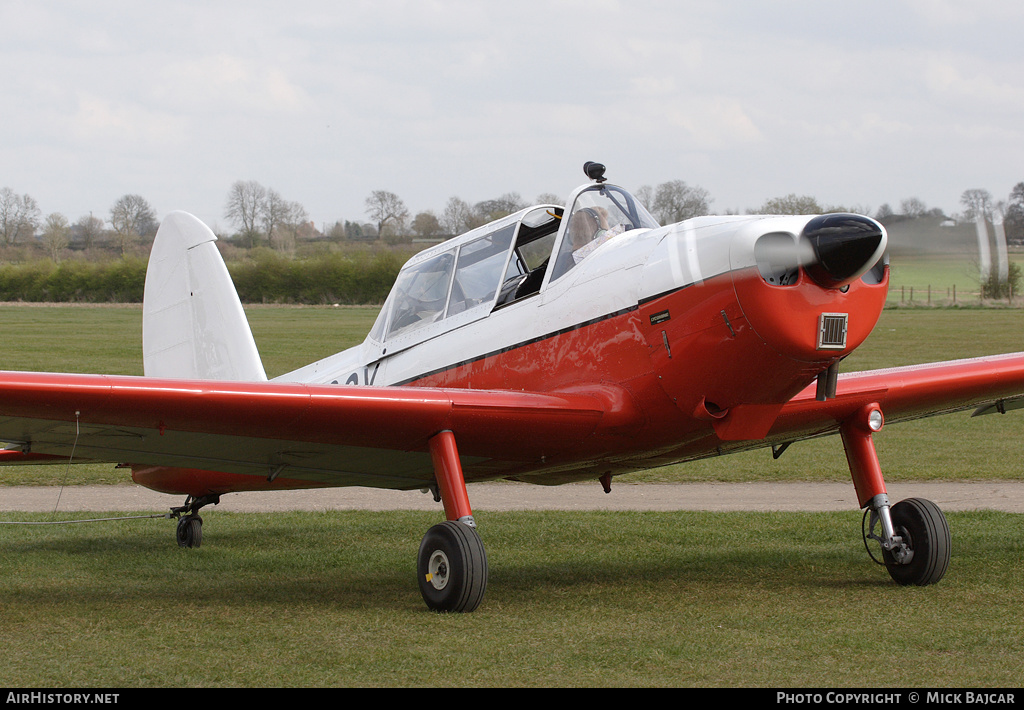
[274,207,828,391]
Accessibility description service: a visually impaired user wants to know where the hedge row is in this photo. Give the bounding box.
[0,250,406,305]
[0,258,148,302]
[228,249,405,304]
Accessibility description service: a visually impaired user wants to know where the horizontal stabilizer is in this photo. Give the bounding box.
[972,395,1024,417]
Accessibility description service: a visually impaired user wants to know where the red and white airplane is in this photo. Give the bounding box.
[3,162,1023,612]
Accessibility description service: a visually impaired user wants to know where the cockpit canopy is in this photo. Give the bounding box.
[548,183,659,282]
[367,182,658,351]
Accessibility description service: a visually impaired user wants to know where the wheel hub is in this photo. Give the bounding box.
[427,550,450,590]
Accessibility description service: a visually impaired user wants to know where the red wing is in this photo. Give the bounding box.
[0,371,608,490]
[768,352,1024,443]
[4,353,1023,492]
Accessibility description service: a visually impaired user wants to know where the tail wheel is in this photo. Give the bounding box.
[883,498,950,586]
[417,521,487,613]
[176,515,203,548]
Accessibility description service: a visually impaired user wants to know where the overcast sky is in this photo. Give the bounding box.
[3,0,1023,233]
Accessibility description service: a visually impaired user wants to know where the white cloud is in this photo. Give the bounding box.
[158,54,313,114]
[71,94,188,146]
[924,55,1024,110]
[905,0,1024,27]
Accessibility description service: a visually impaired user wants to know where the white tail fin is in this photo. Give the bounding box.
[143,211,267,381]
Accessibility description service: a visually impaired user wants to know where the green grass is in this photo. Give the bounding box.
[0,303,382,378]
[0,304,144,375]
[1,509,1021,687]
[886,253,1024,305]
[246,304,381,377]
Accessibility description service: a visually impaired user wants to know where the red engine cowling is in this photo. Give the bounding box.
[640,213,888,441]
[733,213,889,364]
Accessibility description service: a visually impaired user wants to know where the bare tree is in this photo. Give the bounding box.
[261,188,289,248]
[633,185,654,212]
[899,197,928,217]
[41,212,70,262]
[756,193,823,215]
[652,180,712,223]
[441,196,474,236]
[0,187,41,245]
[75,213,105,249]
[1004,182,1024,244]
[225,180,267,248]
[109,194,156,256]
[475,193,525,222]
[263,190,308,252]
[365,190,408,238]
[960,188,993,221]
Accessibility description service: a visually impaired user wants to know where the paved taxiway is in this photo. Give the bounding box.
[2,481,1023,513]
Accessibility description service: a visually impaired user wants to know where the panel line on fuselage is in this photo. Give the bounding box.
[637,282,693,307]
[388,279,695,387]
[392,303,641,387]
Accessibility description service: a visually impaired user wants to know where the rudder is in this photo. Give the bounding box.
[143,211,267,381]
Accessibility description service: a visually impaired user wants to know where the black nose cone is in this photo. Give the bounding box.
[802,214,885,289]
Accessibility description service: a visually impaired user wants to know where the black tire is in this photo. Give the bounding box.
[417,521,488,613]
[176,515,203,548]
[883,498,950,586]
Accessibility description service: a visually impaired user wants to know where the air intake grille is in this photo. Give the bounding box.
[817,313,848,349]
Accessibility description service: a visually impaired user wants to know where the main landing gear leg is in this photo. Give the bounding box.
[169,494,220,549]
[841,404,950,586]
[417,430,488,613]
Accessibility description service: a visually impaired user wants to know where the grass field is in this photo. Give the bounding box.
[886,252,1024,306]
[1,509,1022,687]
[1,302,1023,687]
